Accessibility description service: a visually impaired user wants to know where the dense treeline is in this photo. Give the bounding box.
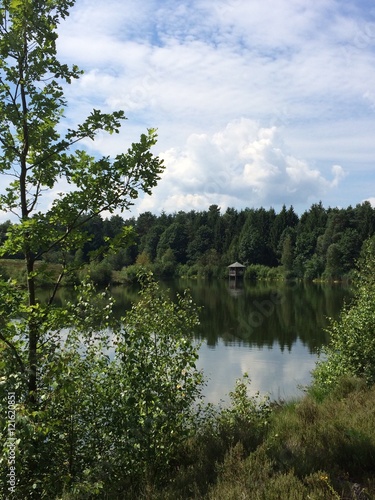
[1,201,375,283]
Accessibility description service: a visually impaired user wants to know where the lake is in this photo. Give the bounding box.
[110,279,352,404]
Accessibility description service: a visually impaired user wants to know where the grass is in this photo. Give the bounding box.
[142,377,375,499]
[0,258,69,286]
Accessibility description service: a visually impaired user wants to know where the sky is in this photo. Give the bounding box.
[2,0,375,221]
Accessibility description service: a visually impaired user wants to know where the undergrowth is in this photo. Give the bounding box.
[143,375,375,500]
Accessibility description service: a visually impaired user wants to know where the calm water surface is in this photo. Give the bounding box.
[111,279,352,404]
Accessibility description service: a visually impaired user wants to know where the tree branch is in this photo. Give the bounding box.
[0,332,26,375]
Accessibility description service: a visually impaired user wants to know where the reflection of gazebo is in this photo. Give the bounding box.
[228,262,246,280]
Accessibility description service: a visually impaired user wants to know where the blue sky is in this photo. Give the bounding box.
[2,0,375,221]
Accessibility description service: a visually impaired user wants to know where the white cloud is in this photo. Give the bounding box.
[135,119,346,214]
[197,338,316,404]
[2,0,375,219]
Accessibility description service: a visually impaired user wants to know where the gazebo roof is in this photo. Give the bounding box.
[228,262,246,268]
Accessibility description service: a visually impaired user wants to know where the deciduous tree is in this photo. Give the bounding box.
[0,0,163,402]
[0,1,169,496]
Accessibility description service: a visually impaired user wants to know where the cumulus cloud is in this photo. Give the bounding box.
[2,0,375,220]
[137,119,345,214]
[197,339,316,403]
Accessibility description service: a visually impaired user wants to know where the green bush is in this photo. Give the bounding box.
[304,255,324,281]
[245,264,266,281]
[87,260,113,286]
[245,264,283,281]
[113,374,375,499]
[0,273,203,498]
[110,272,204,488]
[119,263,144,283]
[266,266,283,280]
[153,260,176,279]
[177,264,189,278]
[0,264,10,280]
[201,264,221,279]
[311,236,375,397]
[208,445,331,500]
[186,263,200,278]
[218,374,271,449]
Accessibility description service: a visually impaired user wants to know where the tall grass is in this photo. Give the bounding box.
[143,376,375,499]
[0,258,63,286]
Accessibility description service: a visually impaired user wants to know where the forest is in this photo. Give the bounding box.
[2,200,374,284]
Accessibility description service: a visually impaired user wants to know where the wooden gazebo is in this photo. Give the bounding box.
[228,262,246,280]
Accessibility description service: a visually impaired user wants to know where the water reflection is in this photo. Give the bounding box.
[39,279,352,403]
[178,279,351,353]
[197,339,317,404]
[169,279,352,402]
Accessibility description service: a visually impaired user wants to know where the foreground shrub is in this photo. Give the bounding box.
[268,386,375,482]
[123,376,375,499]
[208,445,335,500]
[206,382,375,500]
[217,374,271,449]
[111,273,204,485]
[0,265,9,280]
[0,273,203,498]
[311,236,375,397]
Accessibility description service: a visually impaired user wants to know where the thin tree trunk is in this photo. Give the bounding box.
[18,31,39,406]
[27,261,38,406]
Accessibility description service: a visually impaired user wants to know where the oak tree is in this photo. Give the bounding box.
[0,0,163,402]
[0,1,174,496]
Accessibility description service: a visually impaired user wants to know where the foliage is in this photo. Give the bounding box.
[2,200,375,282]
[86,259,112,286]
[245,264,283,281]
[311,235,375,397]
[0,264,9,280]
[0,1,165,497]
[1,1,375,497]
[266,385,375,488]
[0,0,163,393]
[109,272,204,488]
[145,381,375,499]
[0,273,204,497]
[179,262,223,280]
[216,373,271,449]
[118,263,144,283]
[303,254,325,281]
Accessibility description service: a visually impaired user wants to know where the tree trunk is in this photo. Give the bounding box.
[26,257,38,406]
